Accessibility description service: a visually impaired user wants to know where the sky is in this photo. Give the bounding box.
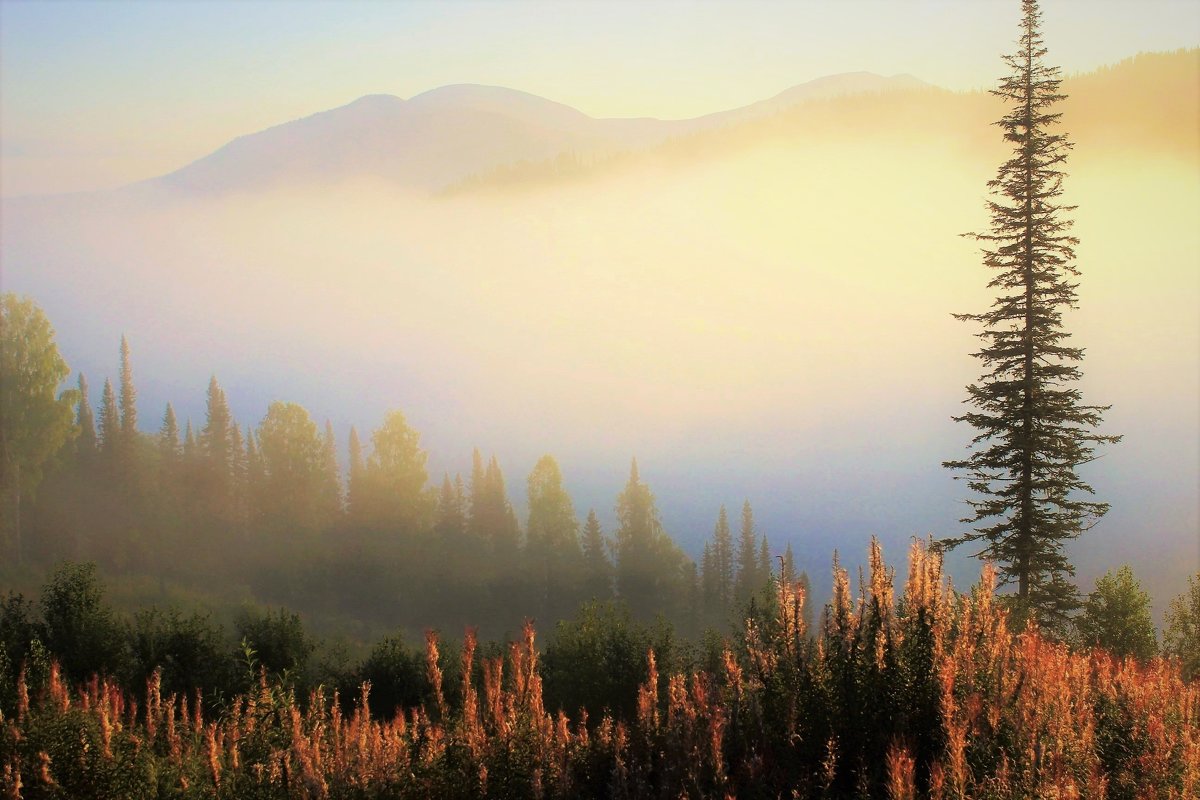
[2,0,1199,196]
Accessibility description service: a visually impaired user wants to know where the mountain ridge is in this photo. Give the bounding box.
[142,72,932,196]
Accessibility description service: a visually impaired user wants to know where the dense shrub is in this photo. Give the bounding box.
[2,540,1196,799]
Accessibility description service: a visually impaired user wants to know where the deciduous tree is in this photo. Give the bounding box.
[1163,573,1200,681]
[1075,566,1156,660]
[0,295,76,563]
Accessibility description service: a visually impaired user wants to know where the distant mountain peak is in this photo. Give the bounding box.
[344,93,404,107]
[405,83,592,123]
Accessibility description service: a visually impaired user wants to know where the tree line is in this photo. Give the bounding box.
[1,298,801,641]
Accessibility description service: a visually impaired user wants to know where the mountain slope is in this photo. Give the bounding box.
[147,73,932,195]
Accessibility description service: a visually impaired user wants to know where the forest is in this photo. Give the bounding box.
[1,318,793,643]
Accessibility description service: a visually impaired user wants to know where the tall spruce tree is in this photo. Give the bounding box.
[200,376,234,509]
[98,378,120,465]
[76,374,97,463]
[526,455,583,620]
[467,448,487,541]
[486,456,521,554]
[614,459,688,619]
[581,509,613,600]
[158,404,180,466]
[735,500,760,603]
[183,420,197,459]
[713,505,734,609]
[758,536,771,582]
[943,0,1119,629]
[118,336,137,441]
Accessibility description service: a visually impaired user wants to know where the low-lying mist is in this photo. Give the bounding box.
[3,82,1196,619]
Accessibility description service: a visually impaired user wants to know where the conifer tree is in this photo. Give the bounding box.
[581,508,613,600]
[758,536,771,581]
[468,454,520,555]
[713,505,734,609]
[320,420,342,518]
[118,335,137,441]
[467,448,487,541]
[155,404,181,509]
[735,500,760,603]
[526,455,582,619]
[183,420,197,459]
[781,542,796,587]
[98,378,120,463]
[489,456,521,552]
[435,473,467,543]
[75,374,97,463]
[943,0,1120,629]
[347,426,365,523]
[200,376,234,506]
[615,459,687,618]
[158,404,180,466]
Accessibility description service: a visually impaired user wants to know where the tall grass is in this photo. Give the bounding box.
[2,539,1196,798]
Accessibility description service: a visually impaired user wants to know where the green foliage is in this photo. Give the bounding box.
[359,634,429,718]
[199,375,237,523]
[942,0,1119,631]
[580,509,613,602]
[542,600,676,722]
[1163,572,1200,680]
[357,410,433,535]
[235,607,314,685]
[704,505,734,618]
[1,545,1195,799]
[7,296,713,642]
[0,592,39,676]
[39,562,127,683]
[1075,566,1156,660]
[0,592,43,715]
[614,460,689,622]
[735,500,761,605]
[129,606,234,706]
[256,401,332,534]
[0,294,76,562]
[525,455,583,622]
[75,373,97,464]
